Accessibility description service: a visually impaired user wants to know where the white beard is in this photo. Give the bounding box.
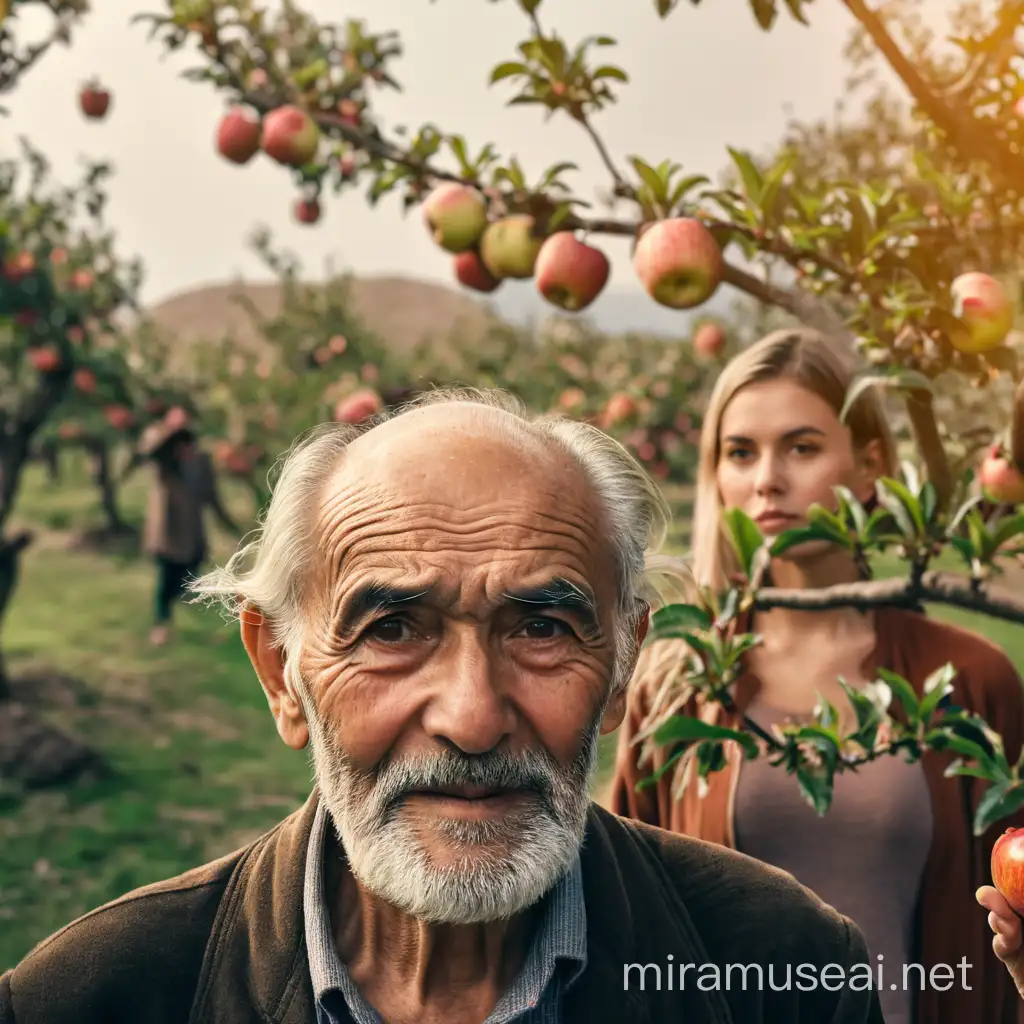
[301,695,602,924]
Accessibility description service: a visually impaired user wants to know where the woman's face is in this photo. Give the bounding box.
[715,377,881,540]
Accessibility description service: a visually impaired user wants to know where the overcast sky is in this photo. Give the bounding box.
[4,0,948,313]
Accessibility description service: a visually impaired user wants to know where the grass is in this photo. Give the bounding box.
[1,461,1022,969]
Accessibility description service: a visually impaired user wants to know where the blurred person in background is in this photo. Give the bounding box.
[610,326,1024,1024]
[136,411,240,646]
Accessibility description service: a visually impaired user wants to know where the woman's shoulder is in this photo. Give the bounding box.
[878,606,1022,711]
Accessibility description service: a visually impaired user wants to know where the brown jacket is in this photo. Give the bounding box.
[610,606,1024,1024]
[0,790,884,1023]
[143,452,220,564]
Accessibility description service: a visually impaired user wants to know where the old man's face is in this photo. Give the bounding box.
[292,406,627,923]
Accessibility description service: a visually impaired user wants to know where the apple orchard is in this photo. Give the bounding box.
[5,0,1024,826]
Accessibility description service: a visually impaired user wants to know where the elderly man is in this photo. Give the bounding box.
[1,387,884,1024]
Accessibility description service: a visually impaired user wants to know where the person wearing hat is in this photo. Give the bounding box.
[137,412,240,646]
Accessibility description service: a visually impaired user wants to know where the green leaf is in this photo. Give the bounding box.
[517,0,543,13]
[490,61,529,83]
[635,747,685,790]
[782,0,811,24]
[727,147,763,203]
[840,369,933,424]
[796,764,834,815]
[876,668,920,721]
[750,0,778,29]
[917,662,955,723]
[655,0,678,15]
[652,714,759,759]
[877,476,924,536]
[768,523,835,555]
[973,780,1024,836]
[592,65,628,82]
[722,507,765,578]
[630,157,667,203]
[874,479,917,539]
[649,602,713,638]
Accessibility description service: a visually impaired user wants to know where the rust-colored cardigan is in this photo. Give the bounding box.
[610,606,1024,1024]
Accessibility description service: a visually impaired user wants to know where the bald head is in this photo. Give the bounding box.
[332,400,580,518]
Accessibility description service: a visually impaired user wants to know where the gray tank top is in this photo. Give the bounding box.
[734,696,934,1024]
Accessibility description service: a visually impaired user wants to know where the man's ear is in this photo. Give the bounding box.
[636,601,651,647]
[240,606,309,750]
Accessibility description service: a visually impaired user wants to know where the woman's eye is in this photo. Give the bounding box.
[518,617,572,640]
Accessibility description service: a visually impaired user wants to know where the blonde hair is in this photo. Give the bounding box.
[187,384,694,698]
[690,327,898,592]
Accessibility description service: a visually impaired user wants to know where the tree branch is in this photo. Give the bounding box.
[1012,374,1024,474]
[840,0,1024,190]
[754,570,1024,624]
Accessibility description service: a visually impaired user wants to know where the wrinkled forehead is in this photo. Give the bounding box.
[308,411,619,622]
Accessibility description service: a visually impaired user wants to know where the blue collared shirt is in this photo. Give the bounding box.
[303,798,588,1023]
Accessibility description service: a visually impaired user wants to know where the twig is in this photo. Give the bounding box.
[754,570,1024,623]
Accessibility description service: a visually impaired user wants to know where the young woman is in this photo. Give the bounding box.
[610,326,1024,1024]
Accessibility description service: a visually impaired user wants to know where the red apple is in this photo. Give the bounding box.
[4,251,35,282]
[217,107,261,165]
[329,335,348,354]
[992,827,1024,914]
[421,183,488,253]
[164,406,190,432]
[453,251,501,293]
[693,321,726,360]
[479,215,543,280]
[534,233,610,312]
[73,368,97,393]
[294,197,321,224]
[633,217,723,309]
[602,393,636,428]
[104,405,133,431]
[337,99,362,128]
[333,388,382,424]
[68,269,94,291]
[261,104,320,166]
[979,444,1024,503]
[28,346,61,373]
[338,153,356,178]
[79,82,111,120]
[950,272,1013,352]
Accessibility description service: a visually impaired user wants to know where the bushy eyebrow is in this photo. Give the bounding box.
[333,576,601,641]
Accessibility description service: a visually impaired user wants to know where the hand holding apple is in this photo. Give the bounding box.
[977,883,1024,1000]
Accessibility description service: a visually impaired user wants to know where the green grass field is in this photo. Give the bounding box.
[0,458,1022,969]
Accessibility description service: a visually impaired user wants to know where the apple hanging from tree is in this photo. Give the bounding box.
[28,346,61,373]
[334,388,383,424]
[534,233,610,312]
[79,81,111,120]
[421,183,488,253]
[217,107,261,165]
[453,250,501,293]
[991,827,1024,915]
[633,217,723,309]
[261,105,320,166]
[693,321,726,360]
[294,197,321,224]
[978,444,1024,503]
[73,368,97,393]
[479,215,544,280]
[950,272,1014,352]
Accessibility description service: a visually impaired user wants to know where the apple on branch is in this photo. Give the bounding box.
[979,443,1024,504]
[633,217,723,310]
[217,107,262,165]
[479,215,544,280]
[261,105,320,167]
[79,81,111,120]
[294,197,321,225]
[534,233,610,313]
[422,183,488,253]
[692,321,726,361]
[950,272,1014,353]
[453,251,501,294]
[992,828,1024,915]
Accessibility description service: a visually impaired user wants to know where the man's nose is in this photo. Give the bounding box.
[421,629,515,755]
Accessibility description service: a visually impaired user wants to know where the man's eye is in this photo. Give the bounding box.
[364,616,413,643]
[517,617,573,640]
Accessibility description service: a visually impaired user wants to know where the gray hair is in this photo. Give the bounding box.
[187,385,692,697]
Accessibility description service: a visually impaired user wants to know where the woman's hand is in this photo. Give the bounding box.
[977,885,1024,999]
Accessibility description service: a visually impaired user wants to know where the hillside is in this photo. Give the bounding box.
[143,274,506,364]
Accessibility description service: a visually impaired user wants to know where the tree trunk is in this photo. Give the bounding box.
[904,390,954,509]
[87,439,132,535]
[0,530,34,700]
